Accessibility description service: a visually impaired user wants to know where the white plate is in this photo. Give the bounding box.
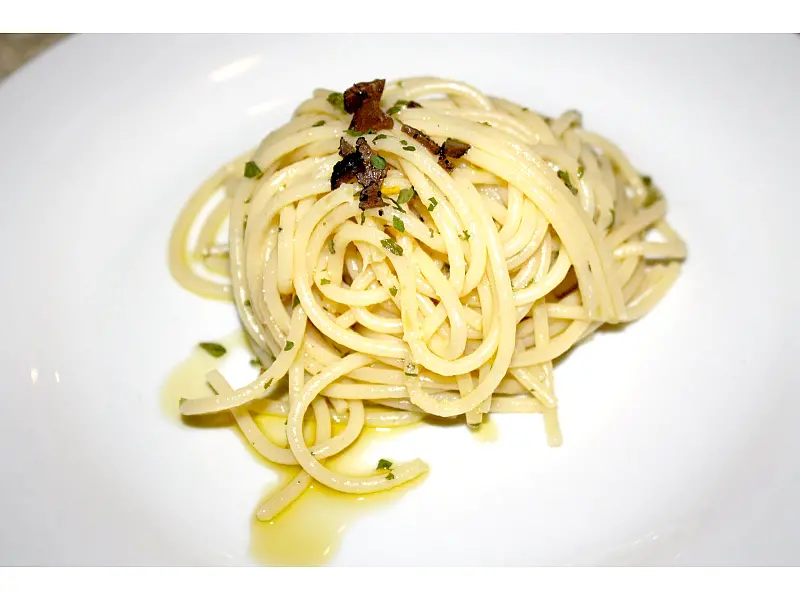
[1,34,798,566]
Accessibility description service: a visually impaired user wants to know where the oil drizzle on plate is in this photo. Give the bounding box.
[162,336,424,565]
[249,426,424,566]
[160,330,249,426]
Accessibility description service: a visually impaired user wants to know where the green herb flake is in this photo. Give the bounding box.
[642,175,653,187]
[284,341,295,351]
[429,227,435,238]
[389,286,398,297]
[360,211,366,225]
[320,278,331,285]
[392,215,405,232]
[328,239,336,254]
[557,169,578,195]
[387,105,402,116]
[577,164,585,179]
[402,146,416,152]
[397,188,415,205]
[243,161,262,179]
[459,230,471,241]
[521,107,530,112]
[377,458,393,470]
[293,295,300,308]
[373,134,388,141]
[381,237,404,256]
[263,378,273,390]
[366,129,377,135]
[608,209,616,229]
[370,154,387,169]
[344,128,363,137]
[244,300,251,308]
[427,197,438,211]
[198,342,226,358]
[327,92,344,109]
[249,358,261,367]
[480,121,492,127]
[312,120,325,127]
[386,472,396,480]
[390,199,406,213]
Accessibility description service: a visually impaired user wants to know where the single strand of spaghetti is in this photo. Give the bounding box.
[489,395,545,413]
[256,470,312,522]
[365,409,425,427]
[179,308,307,415]
[168,160,238,299]
[277,203,296,295]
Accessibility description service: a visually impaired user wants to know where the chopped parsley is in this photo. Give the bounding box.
[284,341,295,351]
[373,134,388,141]
[263,378,273,390]
[429,227,434,238]
[249,358,261,367]
[292,295,300,308]
[427,197,438,211]
[381,237,404,256]
[521,107,530,112]
[198,342,226,357]
[389,286,398,297]
[459,230,471,241]
[389,199,406,213]
[328,239,336,254]
[577,164,585,179]
[244,300,251,308]
[344,128,363,136]
[360,211,366,225]
[402,146,416,152]
[641,175,653,187]
[377,458,393,470]
[326,92,344,109]
[392,215,405,232]
[557,169,578,195]
[397,188,415,205]
[371,155,387,169]
[243,161,262,179]
[312,120,325,127]
[386,472,396,480]
[387,105,402,116]
[320,278,331,285]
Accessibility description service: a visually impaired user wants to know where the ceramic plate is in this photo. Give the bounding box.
[1,34,798,566]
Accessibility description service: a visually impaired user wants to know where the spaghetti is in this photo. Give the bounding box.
[169,77,686,520]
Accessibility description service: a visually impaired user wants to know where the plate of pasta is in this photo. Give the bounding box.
[1,34,798,566]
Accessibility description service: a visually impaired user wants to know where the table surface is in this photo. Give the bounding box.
[0,33,69,81]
